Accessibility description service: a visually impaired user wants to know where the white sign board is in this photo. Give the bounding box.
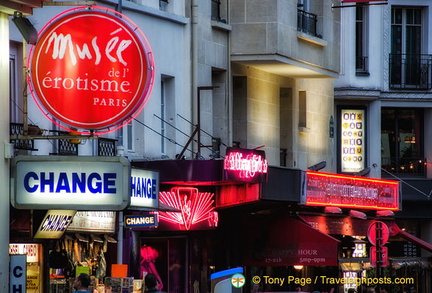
[10,254,26,293]
[130,168,159,209]
[11,156,131,210]
[67,211,116,233]
[9,244,40,263]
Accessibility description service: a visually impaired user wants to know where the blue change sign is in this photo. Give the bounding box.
[129,168,159,209]
[11,155,131,210]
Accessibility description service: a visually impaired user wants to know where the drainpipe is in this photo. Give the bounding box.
[116,128,124,265]
[115,0,123,265]
[226,0,232,149]
[191,0,198,157]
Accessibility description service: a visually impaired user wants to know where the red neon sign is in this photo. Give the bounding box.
[305,171,400,211]
[158,187,218,230]
[224,147,268,183]
[28,7,154,134]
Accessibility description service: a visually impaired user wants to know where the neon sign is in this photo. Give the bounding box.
[304,171,400,210]
[28,6,154,134]
[158,187,218,230]
[224,147,268,183]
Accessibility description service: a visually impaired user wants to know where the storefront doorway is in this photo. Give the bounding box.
[139,236,187,293]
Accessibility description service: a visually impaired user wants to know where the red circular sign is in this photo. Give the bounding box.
[367,221,390,246]
[28,7,154,134]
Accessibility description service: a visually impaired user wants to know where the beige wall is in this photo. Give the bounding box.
[233,63,335,171]
[230,0,340,74]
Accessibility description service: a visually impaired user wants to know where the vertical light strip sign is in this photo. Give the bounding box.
[11,156,131,210]
[341,108,365,173]
[10,255,26,293]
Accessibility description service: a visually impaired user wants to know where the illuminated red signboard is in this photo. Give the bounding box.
[224,147,268,183]
[158,187,218,231]
[304,171,400,211]
[28,6,154,134]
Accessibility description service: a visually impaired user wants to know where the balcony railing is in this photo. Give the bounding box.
[297,9,321,38]
[98,138,117,156]
[382,156,427,177]
[10,123,117,156]
[389,53,432,90]
[10,123,36,151]
[49,130,78,156]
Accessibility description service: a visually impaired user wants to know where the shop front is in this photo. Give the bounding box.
[130,148,430,293]
[299,171,432,293]
[213,165,406,293]
[129,147,270,292]
[129,160,224,293]
[10,155,130,293]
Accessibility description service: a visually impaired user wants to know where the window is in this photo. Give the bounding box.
[160,76,175,157]
[390,7,425,89]
[280,87,293,167]
[161,80,166,154]
[381,108,425,176]
[299,90,307,129]
[211,0,227,23]
[9,43,22,123]
[127,122,134,152]
[211,0,221,21]
[297,0,309,11]
[391,8,422,56]
[356,5,369,75]
[159,0,168,11]
[297,0,322,38]
[10,55,18,122]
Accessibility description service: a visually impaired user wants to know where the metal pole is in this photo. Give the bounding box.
[376,222,382,278]
[117,211,123,264]
[197,87,201,158]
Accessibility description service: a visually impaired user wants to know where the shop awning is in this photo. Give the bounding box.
[242,216,340,266]
[133,160,225,184]
[299,215,432,253]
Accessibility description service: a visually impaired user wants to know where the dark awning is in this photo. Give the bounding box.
[299,215,432,254]
[388,222,432,253]
[242,216,340,266]
[132,159,225,184]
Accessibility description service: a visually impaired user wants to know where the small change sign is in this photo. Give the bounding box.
[124,214,158,228]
